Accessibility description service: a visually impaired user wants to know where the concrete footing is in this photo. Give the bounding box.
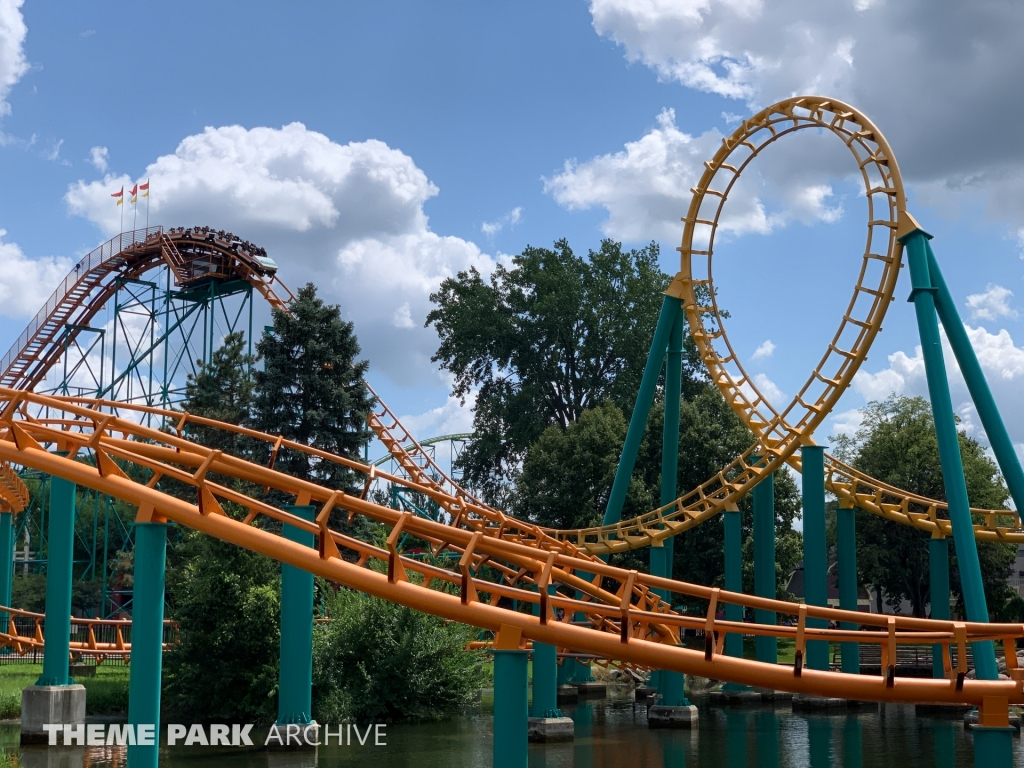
[18,747,86,768]
[756,688,793,703]
[648,704,699,728]
[792,695,851,712]
[915,703,972,718]
[20,685,86,744]
[67,664,94,679]
[528,717,574,742]
[964,710,1021,733]
[574,682,607,698]
[556,685,579,704]
[710,689,762,706]
[634,686,657,701]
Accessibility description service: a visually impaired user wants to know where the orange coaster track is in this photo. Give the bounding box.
[0,97,1022,719]
[0,391,1022,712]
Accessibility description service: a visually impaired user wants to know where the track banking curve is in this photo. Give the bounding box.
[0,96,1022,712]
[1,390,1023,709]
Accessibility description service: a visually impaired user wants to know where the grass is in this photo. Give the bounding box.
[0,662,130,718]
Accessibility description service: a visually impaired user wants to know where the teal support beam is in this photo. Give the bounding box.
[926,243,1024,515]
[843,717,863,768]
[753,470,777,664]
[603,294,680,525]
[530,587,562,718]
[38,468,75,686]
[973,728,1014,768]
[801,446,828,671]
[0,512,12,635]
[929,536,950,679]
[901,224,998,681]
[837,502,860,674]
[277,504,316,725]
[127,522,167,768]
[723,508,744,660]
[493,649,528,768]
[653,307,688,705]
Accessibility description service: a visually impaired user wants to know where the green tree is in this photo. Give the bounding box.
[162,533,281,722]
[312,587,487,723]
[514,385,803,598]
[833,395,1015,618]
[251,283,374,494]
[427,239,702,506]
[181,331,254,455]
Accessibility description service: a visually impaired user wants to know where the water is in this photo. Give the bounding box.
[2,689,1018,767]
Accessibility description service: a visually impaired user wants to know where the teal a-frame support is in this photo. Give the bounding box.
[899,216,1013,767]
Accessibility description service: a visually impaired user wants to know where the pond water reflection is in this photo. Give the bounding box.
[3,688,1018,767]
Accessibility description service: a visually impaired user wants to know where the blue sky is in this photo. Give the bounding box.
[2,1,1024,469]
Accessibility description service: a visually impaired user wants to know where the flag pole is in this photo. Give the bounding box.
[119,186,124,234]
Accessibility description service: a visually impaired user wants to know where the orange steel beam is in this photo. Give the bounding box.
[0,391,1022,707]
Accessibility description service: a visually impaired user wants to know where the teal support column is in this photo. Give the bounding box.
[493,649,528,768]
[38,469,75,686]
[723,508,744,660]
[973,728,1014,768]
[603,294,680,525]
[927,243,1024,515]
[530,587,562,718]
[726,711,747,768]
[755,710,779,768]
[808,717,831,768]
[653,308,688,705]
[929,536,950,679]
[0,511,12,635]
[753,470,777,664]
[127,522,167,768]
[837,502,860,674]
[277,504,315,725]
[801,446,828,671]
[901,224,998,681]
[843,717,863,768]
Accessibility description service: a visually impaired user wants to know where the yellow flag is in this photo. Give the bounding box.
[116,198,123,206]
[131,195,138,204]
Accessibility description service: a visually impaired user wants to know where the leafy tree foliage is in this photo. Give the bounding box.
[833,395,1015,618]
[163,532,281,722]
[427,239,702,506]
[312,587,487,723]
[515,386,803,598]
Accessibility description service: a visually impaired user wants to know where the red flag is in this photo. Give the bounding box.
[129,184,138,196]
[139,181,149,191]
[110,187,123,198]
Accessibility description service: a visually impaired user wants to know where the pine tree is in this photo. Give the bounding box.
[181,331,254,455]
[251,283,374,491]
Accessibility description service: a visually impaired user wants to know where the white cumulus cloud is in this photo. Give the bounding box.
[966,284,1017,322]
[588,0,1024,242]
[752,339,775,360]
[0,230,73,319]
[0,0,27,119]
[88,146,109,172]
[544,107,852,242]
[64,123,499,386]
[481,206,523,237]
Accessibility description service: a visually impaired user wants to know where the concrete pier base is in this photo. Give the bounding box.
[648,704,699,728]
[634,686,657,702]
[20,685,86,744]
[792,695,850,712]
[18,747,86,768]
[964,709,1021,733]
[756,688,793,703]
[67,664,94,679]
[710,689,761,706]
[528,717,574,742]
[556,685,579,704]
[264,722,321,750]
[574,682,607,698]
[915,703,972,718]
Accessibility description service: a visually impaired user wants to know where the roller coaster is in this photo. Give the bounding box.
[0,96,1022,767]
